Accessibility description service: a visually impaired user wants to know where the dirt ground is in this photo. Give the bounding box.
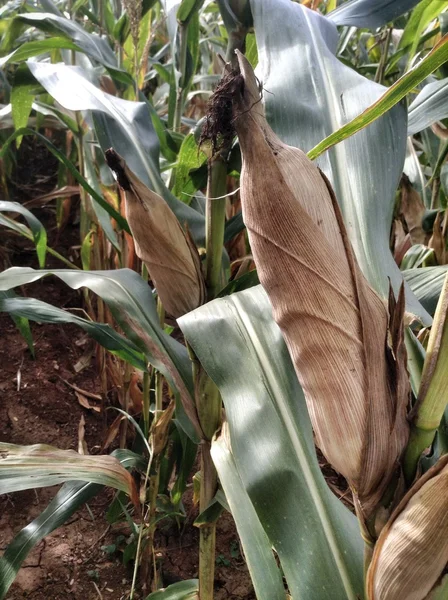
[0,137,350,600]
[1,138,255,599]
[0,256,256,600]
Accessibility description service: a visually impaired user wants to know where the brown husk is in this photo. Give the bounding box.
[218,51,410,520]
[367,455,448,600]
[105,149,206,319]
[400,175,426,246]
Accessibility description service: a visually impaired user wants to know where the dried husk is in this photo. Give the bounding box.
[400,175,426,246]
[152,400,175,455]
[230,51,409,518]
[367,455,448,600]
[105,149,206,319]
[428,211,447,265]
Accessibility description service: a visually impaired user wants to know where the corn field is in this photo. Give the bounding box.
[1,0,448,598]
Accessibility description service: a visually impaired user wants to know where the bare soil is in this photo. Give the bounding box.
[1,136,350,600]
[0,138,256,600]
[0,260,255,600]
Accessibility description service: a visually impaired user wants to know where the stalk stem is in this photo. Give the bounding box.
[120,362,131,448]
[141,298,166,591]
[134,51,139,97]
[144,455,161,592]
[403,273,448,483]
[142,371,150,437]
[363,542,374,581]
[375,27,392,84]
[92,228,108,395]
[194,152,228,600]
[431,177,441,209]
[199,442,218,600]
[172,23,189,132]
[142,264,151,437]
[403,427,435,483]
[205,157,227,299]
[98,0,104,36]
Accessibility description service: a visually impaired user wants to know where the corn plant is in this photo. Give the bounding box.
[1,0,448,599]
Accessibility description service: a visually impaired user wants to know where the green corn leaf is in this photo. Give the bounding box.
[403,266,448,316]
[0,37,82,67]
[408,77,448,136]
[172,132,207,201]
[0,448,133,600]
[10,65,36,148]
[398,0,448,67]
[177,0,205,25]
[211,427,287,600]
[307,36,448,161]
[400,244,436,270]
[179,286,364,600]
[26,61,207,244]
[0,291,34,357]
[0,295,146,370]
[252,0,431,324]
[0,200,47,267]
[8,12,130,83]
[145,580,199,599]
[0,443,138,503]
[0,267,200,442]
[328,0,421,29]
[0,481,101,600]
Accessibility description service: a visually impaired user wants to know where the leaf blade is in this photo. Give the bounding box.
[179,286,364,600]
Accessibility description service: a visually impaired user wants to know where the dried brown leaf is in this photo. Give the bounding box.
[75,391,101,413]
[152,400,175,455]
[60,377,102,401]
[429,212,447,265]
[78,414,88,455]
[101,414,124,452]
[400,175,426,245]
[392,220,412,265]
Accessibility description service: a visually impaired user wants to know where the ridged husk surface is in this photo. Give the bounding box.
[367,455,448,600]
[231,51,409,518]
[105,149,205,319]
